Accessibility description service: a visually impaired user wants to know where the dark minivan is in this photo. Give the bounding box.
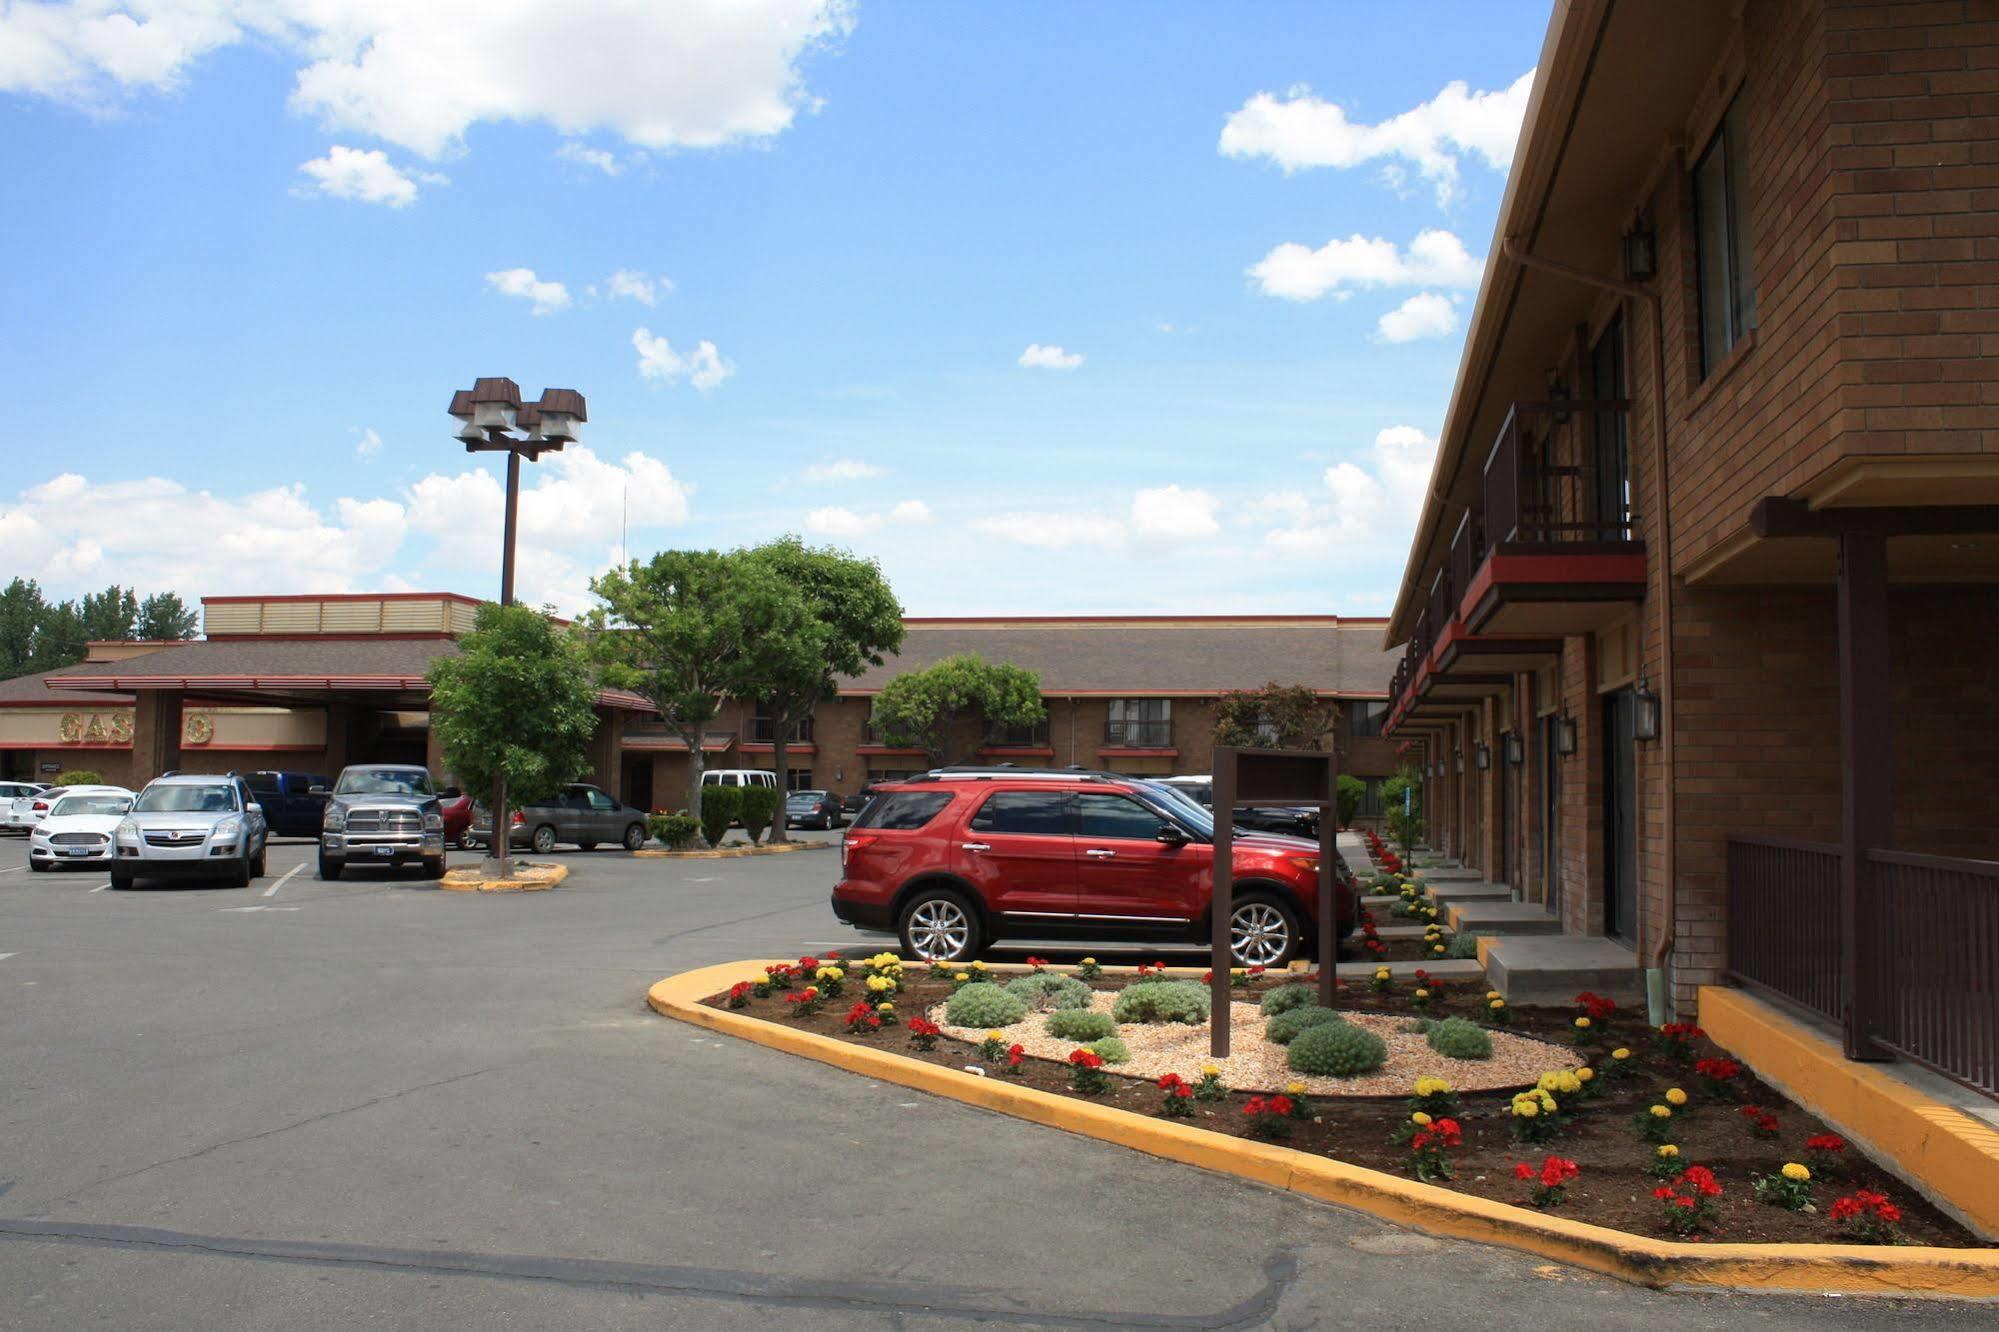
[243,770,332,838]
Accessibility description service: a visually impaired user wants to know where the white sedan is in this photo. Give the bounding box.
[28,789,135,872]
[0,781,48,833]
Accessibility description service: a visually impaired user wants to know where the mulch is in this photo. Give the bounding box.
[701,968,1984,1248]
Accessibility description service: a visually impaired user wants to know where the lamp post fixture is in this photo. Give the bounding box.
[445,377,587,878]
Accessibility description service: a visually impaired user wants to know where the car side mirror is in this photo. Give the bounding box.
[309,785,328,796]
[247,802,264,815]
[1156,823,1189,846]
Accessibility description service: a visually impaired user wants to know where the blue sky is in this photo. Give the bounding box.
[0,2,1545,617]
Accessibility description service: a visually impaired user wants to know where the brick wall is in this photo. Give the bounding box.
[1890,585,1999,858]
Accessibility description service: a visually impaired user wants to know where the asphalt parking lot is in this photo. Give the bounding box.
[0,831,1954,1328]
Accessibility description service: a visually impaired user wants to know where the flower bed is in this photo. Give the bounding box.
[704,955,1985,1248]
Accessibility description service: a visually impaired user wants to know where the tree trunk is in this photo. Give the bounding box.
[769,728,790,845]
[685,742,706,823]
[485,774,513,880]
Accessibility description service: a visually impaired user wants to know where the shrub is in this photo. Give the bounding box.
[944,982,1028,1029]
[1288,1021,1388,1077]
[1111,980,1210,1025]
[646,812,701,850]
[1259,983,1319,1017]
[1007,973,1093,1011]
[1446,931,1481,960]
[738,784,782,842]
[1045,1009,1115,1042]
[1400,1018,1434,1034]
[55,769,103,786]
[1425,1017,1493,1061]
[1266,1006,1345,1045]
[698,784,743,848]
[1086,1036,1131,1065]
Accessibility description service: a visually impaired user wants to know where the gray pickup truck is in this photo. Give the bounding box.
[316,764,447,881]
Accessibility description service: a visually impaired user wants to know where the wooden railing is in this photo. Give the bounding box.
[1726,835,1843,1024]
[1862,849,1999,1097]
[1480,400,1634,548]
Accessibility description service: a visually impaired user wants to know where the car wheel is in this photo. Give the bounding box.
[319,855,343,881]
[897,887,983,964]
[531,824,556,854]
[109,871,132,890]
[424,856,447,881]
[251,845,267,878]
[28,858,47,873]
[1230,890,1304,969]
[622,823,646,851]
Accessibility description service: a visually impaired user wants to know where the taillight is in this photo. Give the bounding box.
[511,810,525,824]
[842,832,877,870]
[31,802,48,813]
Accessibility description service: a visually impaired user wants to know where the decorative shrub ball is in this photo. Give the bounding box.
[1258,983,1319,1016]
[1400,1018,1434,1034]
[1288,1021,1388,1077]
[1111,980,1211,1025]
[1424,1016,1493,1061]
[1265,1006,1345,1046]
[944,982,1029,1029]
[1044,1008,1116,1042]
[1006,973,1093,1011]
[1446,932,1481,960]
[1086,1036,1132,1065]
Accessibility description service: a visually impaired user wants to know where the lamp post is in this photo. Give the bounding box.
[446,377,587,878]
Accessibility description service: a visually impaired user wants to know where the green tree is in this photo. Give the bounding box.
[79,586,139,642]
[1382,766,1423,854]
[1336,773,1365,829]
[29,600,87,674]
[136,592,200,641]
[427,603,599,878]
[1212,681,1337,750]
[0,578,46,680]
[588,549,810,824]
[741,537,905,841]
[870,654,1044,765]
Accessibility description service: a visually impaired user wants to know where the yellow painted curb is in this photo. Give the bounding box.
[439,863,569,893]
[632,842,831,859]
[1700,986,1999,1239]
[649,960,1999,1298]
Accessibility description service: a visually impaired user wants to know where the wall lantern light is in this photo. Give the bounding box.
[1474,742,1491,771]
[1504,732,1525,766]
[1622,213,1658,282]
[1555,715,1577,758]
[1633,672,1662,742]
[1454,752,1464,775]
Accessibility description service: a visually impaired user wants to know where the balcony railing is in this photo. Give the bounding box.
[1481,400,1634,549]
[747,715,813,743]
[1726,835,1843,1023]
[1104,719,1173,748]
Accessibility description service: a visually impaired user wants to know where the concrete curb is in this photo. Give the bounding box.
[649,959,1999,1298]
[632,843,832,860]
[439,863,569,893]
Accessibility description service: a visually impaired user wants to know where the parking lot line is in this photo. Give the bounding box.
[0,865,26,874]
[264,864,304,898]
[89,882,108,893]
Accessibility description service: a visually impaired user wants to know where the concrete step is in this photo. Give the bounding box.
[1417,867,1484,883]
[1446,900,1563,936]
[1332,958,1483,982]
[1483,935,1644,1006]
[1429,882,1513,907]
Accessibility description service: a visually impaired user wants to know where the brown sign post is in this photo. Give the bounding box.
[1209,746,1340,1058]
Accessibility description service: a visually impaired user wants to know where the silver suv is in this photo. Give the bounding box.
[317,764,446,880]
[112,774,269,889]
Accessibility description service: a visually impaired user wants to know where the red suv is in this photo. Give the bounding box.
[831,769,1355,967]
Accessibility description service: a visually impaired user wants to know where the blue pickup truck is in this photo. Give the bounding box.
[242,770,332,838]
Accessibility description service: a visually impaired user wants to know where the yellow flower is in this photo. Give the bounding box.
[877,1002,894,1013]
[1665,1087,1688,1106]
[1489,998,1506,1010]
[1081,956,1096,965]
[1650,1104,1673,1119]
[1486,990,1502,1001]
[1414,988,1430,999]
[1574,1016,1591,1030]
[1431,945,1446,955]
[1537,1072,1561,1093]
[1374,968,1390,981]
[1411,1111,1433,1126]
[1285,1081,1306,1097]
[817,966,844,981]
[1782,1162,1811,1182]
[1612,1047,1630,1060]
[1201,1063,1220,1079]
[1575,1066,1594,1083]
[1554,1073,1581,1096]
[1231,968,1247,978]
[1514,1100,1540,1118]
[954,972,969,983]
[1657,1144,1679,1159]
[971,961,988,971]
[986,1029,1004,1042]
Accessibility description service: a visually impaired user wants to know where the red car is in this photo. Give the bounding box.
[437,787,475,849]
[830,769,1354,967]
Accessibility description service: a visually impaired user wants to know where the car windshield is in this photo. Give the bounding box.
[335,768,434,796]
[786,792,821,804]
[135,784,237,813]
[1132,781,1215,839]
[53,795,131,817]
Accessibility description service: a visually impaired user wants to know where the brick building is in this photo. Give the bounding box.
[1380,0,1999,1091]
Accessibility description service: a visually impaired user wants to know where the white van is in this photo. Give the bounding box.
[700,769,777,790]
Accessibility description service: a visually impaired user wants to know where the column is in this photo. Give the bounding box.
[1838,530,1890,1061]
[128,691,184,785]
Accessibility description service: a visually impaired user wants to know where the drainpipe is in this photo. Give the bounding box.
[1499,232,1679,1025]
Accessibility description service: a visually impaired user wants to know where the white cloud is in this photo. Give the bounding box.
[295,145,427,207]
[1376,291,1460,343]
[974,486,1220,552]
[803,459,886,483]
[0,2,856,160]
[1256,425,1438,552]
[1249,228,1482,302]
[485,267,572,315]
[605,268,667,306]
[354,427,383,458]
[973,511,1125,551]
[1018,343,1084,371]
[802,499,932,538]
[632,328,732,390]
[1220,71,1534,205]
[1129,485,1220,543]
[556,142,620,175]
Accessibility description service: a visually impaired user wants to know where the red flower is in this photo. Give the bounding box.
[1737,1105,1781,1135]
[1242,1096,1269,1117]
[1069,1048,1104,1069]
[1540,1156,1579,1188]
[1694,1056,1742,1081]
[1157,1073,1187,1092]
[1678,1166,1723,1197]
[1201,970,1213,984]
[907,1017,941,1037]
[729,981,752,998]
[1574,991,1617,1021]
[799,955,820,970]
[1659,1022,1706,1041]
[1806,1133,1847,1154]
[1248,965,1266,977]
[1268,1094,1294,1117]
[1006,1044,1025,1066]
[1514,1162,1536,1181]
[1652,1185,1674,1201]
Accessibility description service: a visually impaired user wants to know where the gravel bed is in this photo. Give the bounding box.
[931,992,1576,1096]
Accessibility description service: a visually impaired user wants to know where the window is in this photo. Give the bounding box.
[1105,699,1172,748]
[1357,778,1385,819]
[749,711,813,743]
[1591,314,1631,537]
[986,719,1050,747]
[1076,793,1166,841]
[1348,700,1387,739]
[1694,95,1756,377]
[968,790,1072,835]
[853,790,954,831]
[785,769,815,793]
[587,789,616,811]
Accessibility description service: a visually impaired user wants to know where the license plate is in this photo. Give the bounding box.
[372,845,397,857]
[63,847,92,857]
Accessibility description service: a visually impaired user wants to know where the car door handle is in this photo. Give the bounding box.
[961,842,990,853]
[1085,848,1116,859]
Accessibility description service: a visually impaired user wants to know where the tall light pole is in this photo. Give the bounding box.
[446,377,587,878]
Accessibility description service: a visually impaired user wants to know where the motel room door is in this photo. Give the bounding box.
[1602,690,1639,941]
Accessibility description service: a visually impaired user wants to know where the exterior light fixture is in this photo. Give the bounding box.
[1453,752,1464,775]
[1504,733,1524,766]
[1633,672,1662,742]
[1622,213,1658,281]
[1474,742,1491,771]
[1555,714,1577,757]
[1548,376,1573,425]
